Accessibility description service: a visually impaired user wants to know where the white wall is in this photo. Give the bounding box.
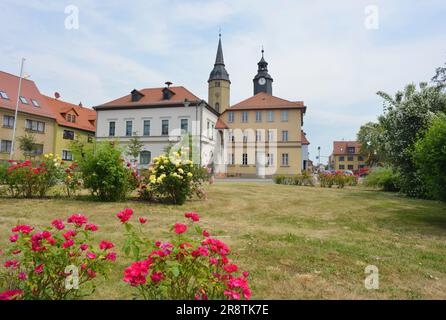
[96,105,218,167]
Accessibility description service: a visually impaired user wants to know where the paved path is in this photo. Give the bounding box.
[215,178,273,183]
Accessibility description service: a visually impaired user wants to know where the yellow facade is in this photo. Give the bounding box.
[53,124,94,161]
[224,108,303,177]
[330,154,367,171]
[208,80,230,114]
[0,108,55,160]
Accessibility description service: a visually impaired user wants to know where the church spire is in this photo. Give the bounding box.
[208,33,230,82]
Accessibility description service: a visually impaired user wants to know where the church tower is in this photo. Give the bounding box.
[253,49,273,95]
[208,34,230,114]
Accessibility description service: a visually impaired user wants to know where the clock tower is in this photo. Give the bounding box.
[208,34,230,114]
[253,49,273,95]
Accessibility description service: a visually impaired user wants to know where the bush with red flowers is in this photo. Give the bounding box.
[62,162,83,197]
[0,214,116,300]
[119,209,251,300]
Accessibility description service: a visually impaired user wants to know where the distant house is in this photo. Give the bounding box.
[329,141,367,171]
[94,84,219,168]
[44,95,96,161]
[0,71,56,160]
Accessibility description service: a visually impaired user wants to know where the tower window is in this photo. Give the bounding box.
[215,81,220,87]
[215,103,220,112]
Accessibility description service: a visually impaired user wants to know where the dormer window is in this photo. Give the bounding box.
[347,147,355,154]
[31,99,40,107]
[0,90,9,100]
[66,114,76,123]
[19,96,28,104]
[162,88,175,100]
[131,89,144,102]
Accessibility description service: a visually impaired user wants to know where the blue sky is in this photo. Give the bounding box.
[1,0,445,163]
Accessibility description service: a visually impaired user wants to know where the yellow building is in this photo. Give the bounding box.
[329,141,367,172]
[44,95,96,161]
[0,71,56,160]
[209,38,308,177]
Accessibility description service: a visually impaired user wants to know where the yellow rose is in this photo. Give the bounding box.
[187,172,193,177]
[178,168,184,174]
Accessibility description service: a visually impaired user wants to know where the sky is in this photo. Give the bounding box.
[1,0,445,163]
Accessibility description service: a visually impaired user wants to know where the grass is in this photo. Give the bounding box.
[1,183,446,299]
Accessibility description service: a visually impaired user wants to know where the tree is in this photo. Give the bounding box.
[376,82,446,197]
[413,114,446,201]
[357,122,385,166]
[432,61,446,89]
[125,137,143,163]
[18,133,37,159]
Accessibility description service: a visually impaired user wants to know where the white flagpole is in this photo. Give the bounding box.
[9,58,26,160]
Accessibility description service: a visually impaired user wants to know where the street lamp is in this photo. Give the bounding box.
[9,58,26,160]
[317,146,321,166]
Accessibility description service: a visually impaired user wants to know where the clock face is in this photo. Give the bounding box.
[258,77,266,85]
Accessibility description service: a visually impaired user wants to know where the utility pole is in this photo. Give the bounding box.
[9,58,26,160]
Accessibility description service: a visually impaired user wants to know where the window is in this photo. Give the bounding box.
[242,153,248,165]
[228,112,234,123]
[126,120,133,136]
[267,111,274,122]
[180,119,189,133]
[32,144,44,156]
[256,130,262,142]
[347,147,355,154]
[143,120,151,136]
[281,110,288,122]
[268,130,274,142]
[282,131,288,142]
[242,111,248,123]
[207,121,210,137]
[3,115,14,128]
[19,96,28,104]
[267,153,274,166]
[281,153,289,166]
[358,156,364,161]
[87,135,93,143]
[339,156,345,162]
[66,114,76,123]
[255,111,262,122]
[339,165,345,170]
[140,151,151,165]
[62,150,73,161]
[25,119,45,133]
[63,130,75,140]
[347,156,354,161]
[228,153,234,165]
[215,103,220,112]
[243,132,248,143]
[0,140,12,153]
[0,91,9,100]
[161,120,169,136]
[109,121,115,137]
[348,165,354,170]
[31,99,40,107]
[211,124,215,140]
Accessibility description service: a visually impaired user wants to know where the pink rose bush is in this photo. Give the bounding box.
[119,209,251,300]
[0,214,116,300]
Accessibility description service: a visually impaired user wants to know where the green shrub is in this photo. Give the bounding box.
[78,142,138,201]
[413,114,446,201]
[363,167,400,192]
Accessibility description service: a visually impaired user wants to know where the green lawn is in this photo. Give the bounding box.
[1,183,446,299]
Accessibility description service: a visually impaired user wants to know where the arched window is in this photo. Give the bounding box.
[140,151,151,165]
[215,103,220,112]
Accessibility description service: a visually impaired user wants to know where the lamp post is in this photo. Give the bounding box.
[9,58,26,160]
[317,146,321,166]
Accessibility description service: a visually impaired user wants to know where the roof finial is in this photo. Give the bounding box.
[261,45,264,58]
[219,27,221,38]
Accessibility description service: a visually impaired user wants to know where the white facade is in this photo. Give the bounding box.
[95,105,218,168]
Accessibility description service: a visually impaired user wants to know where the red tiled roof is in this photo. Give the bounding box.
[228,92,305,111]
[0,70,55,119]
[95,86,201,109]
[301,130,310,145]
[43,95,96,133]
[215,118,229,129]
[332,141,362,155]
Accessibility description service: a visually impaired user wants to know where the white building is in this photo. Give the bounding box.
[94,85,219,168]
